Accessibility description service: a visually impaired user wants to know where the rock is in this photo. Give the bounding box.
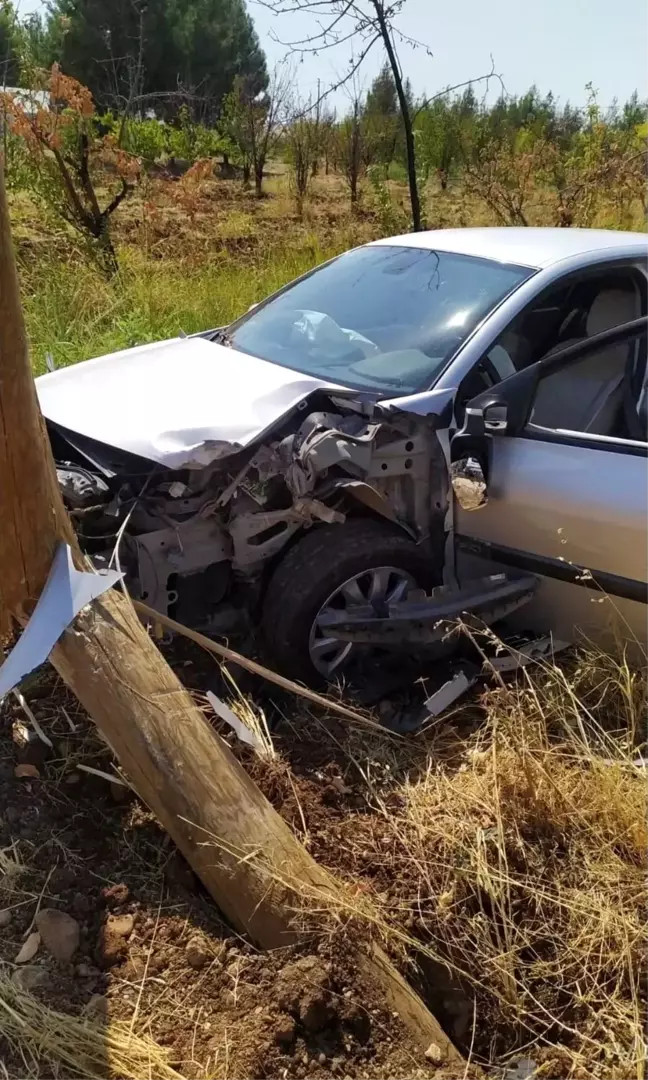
[185,935,210,970]
[275,956,334,1033]
[35,909,80,963]
[76,962,100,977]
[98,913,134,967]
[424,1042,446,1065]
[318,1052,327,1065]
[12,724,49,768]
[273,1015,296,1047]
[14,932,41,964]
[123,956,145,980]
[100,883,130,908]
[147,950,169,974]
[11,964,49,991]
[0,909,12,928]
[83,994,109,1019]
[506,1057,538,1080]
[14,763,40,780]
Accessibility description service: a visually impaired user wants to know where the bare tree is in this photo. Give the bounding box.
[332,79,367,206]
[287,105,321,215]
[221,64,291,197]
[257,0,434,229]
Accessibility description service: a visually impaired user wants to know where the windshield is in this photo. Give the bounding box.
[227,245,533,394]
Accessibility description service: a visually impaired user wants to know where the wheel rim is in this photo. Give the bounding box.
[308,565,417,678]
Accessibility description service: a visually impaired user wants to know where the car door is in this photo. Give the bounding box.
[450,318,648,655]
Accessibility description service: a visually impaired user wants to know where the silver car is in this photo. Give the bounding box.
[37,227,648,682]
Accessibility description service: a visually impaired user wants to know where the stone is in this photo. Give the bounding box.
[35,909,80,963]
[273,1015,296,1047]
[100,883,129,908]
[275,956,334,1033]
[14,932,41,964]
[76,962,99,977]
[11,965,49,991]
[424,1042,446,1065]
[98,913,134,967]
[83,994,109,1019]
[185,935,210,970]
[0,909,12,929]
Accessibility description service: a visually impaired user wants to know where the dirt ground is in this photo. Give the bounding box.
[0,646,468,1080]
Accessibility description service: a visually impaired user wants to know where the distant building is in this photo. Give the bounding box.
[2,87,51,117]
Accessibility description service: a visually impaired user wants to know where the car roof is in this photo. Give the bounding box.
[370,227,648,270]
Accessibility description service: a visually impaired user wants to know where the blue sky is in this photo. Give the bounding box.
[17,0,648,110]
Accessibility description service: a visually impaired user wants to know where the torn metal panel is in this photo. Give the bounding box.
[134,518,231,612]
[317,574,538,647]
[424,671,478,717]
[229,501,345,572]
[333,480,402,527]
[0,545,122,699]
[488,634,570,670]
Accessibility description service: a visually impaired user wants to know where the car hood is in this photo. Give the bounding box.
[36,336,344,469]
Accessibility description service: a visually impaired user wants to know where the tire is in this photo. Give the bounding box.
[261,518,438,685]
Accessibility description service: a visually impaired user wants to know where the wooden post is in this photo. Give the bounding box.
[0,159,464,1065]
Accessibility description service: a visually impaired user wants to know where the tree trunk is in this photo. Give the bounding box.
[0,158,464,1068]
[254,163,264,197]
[372,0,422,231]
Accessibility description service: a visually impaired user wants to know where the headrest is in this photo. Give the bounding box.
[587,288,639,337]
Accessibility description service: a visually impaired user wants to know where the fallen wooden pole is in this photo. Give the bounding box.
[0,159,464,1066]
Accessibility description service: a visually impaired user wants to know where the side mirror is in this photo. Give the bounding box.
[450,455,488,511]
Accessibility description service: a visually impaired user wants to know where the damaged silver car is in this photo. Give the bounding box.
[37,227,648,683]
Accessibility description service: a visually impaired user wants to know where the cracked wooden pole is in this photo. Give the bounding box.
[0,159,464,1066]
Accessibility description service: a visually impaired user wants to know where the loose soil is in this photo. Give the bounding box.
[0,651,465,1080]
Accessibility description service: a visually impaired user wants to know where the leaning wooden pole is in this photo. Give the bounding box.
[0,159,464,1065]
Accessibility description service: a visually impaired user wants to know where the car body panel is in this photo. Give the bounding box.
[36,335,345,469]
[454,436,648,649]
[370,227,648,269]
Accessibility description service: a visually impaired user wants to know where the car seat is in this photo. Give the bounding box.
[529,287,641,435]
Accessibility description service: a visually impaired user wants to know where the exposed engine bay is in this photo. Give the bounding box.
[48,390,450,635]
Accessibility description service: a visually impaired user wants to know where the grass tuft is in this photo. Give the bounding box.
[0,974,187,1080]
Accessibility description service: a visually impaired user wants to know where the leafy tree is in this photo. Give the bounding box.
[0,0,20,86]
[1,65,139,270]
[220,67,289,195]
[362,64,400,175]
[42,0,267,120]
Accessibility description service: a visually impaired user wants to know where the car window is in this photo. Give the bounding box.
[482,268,646,378]
[227,245,532,395]
[526,328,647,441]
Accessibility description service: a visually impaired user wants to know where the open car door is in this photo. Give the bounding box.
[451,317,648,656]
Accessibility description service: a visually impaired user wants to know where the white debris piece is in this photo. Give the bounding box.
[0,544,122,699]
[424,671,477,718]
[206,691,268,755]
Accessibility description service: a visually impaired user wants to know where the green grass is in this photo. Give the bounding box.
[20,238,345,375]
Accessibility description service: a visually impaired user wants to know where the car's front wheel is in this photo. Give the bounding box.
[261,518,437,685]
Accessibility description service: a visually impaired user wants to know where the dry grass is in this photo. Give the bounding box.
[0,974,186,1080]
[233,645,647,1078]
[352,648,647,1076]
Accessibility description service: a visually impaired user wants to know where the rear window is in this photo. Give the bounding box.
[229,245,533,394]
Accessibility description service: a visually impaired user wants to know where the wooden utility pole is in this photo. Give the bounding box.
[0,159,463,1065]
